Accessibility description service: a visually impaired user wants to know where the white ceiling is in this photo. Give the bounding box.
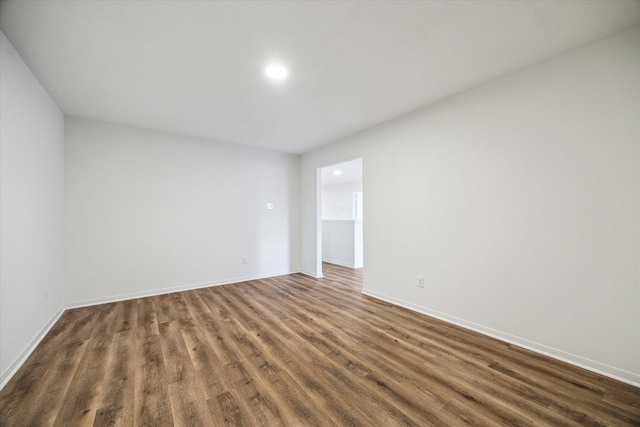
[1,1,638,154]
[321,158,363,186]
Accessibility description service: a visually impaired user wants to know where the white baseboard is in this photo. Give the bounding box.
[66,270,298,309]
[322,259,356,268]
[299,270,323,279]
[8,279,637,392]
[0,306,65,390]
[362,288,640,388]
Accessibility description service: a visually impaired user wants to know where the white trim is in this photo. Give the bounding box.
[0,306,65,390]
[299,270,323,279]
[321,219,357,224]
[361,288,640,388]
[66,270,297,309]
[6,278,636,392]
[322,259,356,268]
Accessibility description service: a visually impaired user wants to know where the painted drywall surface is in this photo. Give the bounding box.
[322,220,357,267]
[65,117,300,305]
[301,28,640,382]
[354,219,363,268]
[0,32,65,383]
[322,180,362,220]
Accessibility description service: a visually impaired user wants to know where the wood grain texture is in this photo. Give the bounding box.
[1,263,638,426]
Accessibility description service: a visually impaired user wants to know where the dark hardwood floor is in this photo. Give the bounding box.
[1,263,638,426]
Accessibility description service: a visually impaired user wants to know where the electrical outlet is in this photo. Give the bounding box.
[417,276,424,288]
[241,257,247,265]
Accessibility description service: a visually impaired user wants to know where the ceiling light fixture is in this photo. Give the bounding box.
[333,170,342,176]
[265,63,288,80]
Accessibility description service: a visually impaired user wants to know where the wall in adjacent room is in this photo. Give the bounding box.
[300,28,640,385]
[322,180,362,220]
[65,117,300,306]
[0,32,65,387]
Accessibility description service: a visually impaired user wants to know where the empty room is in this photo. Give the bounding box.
[1,1,639,425]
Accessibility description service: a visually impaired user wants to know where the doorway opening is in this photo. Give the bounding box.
[318,158,363,278]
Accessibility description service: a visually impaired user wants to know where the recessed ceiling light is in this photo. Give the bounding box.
[333,170,342,176]
[265,63,288,80]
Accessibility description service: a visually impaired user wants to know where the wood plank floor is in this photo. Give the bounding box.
[1,263,639,426]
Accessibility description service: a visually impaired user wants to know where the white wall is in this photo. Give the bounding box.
[322,220,363,268]
[65,117,300,306]
[0,32,65,387]
[322,180,362,220]
[301,28,640,385]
